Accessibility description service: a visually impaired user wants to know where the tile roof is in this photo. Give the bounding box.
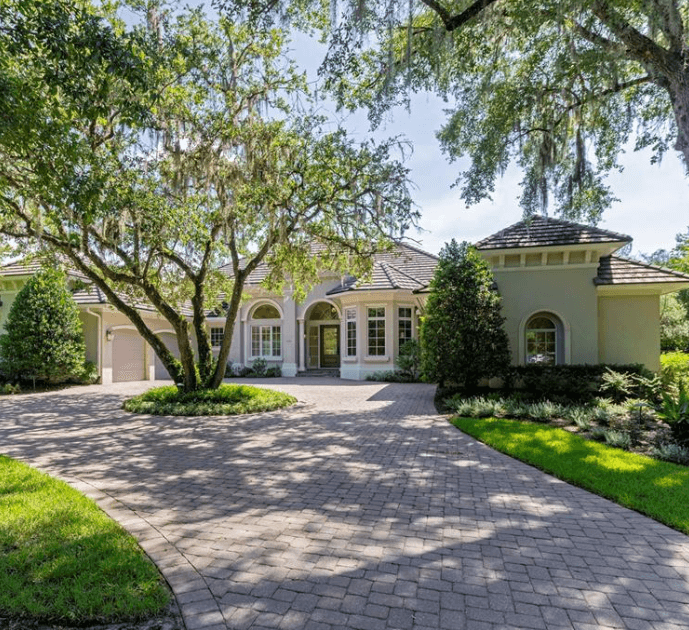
[475,216,631,250]
[595,256,689,286]
[218,242,438,294]
[326,244,438,294]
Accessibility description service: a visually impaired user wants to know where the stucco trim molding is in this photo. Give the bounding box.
[518,309,571,365]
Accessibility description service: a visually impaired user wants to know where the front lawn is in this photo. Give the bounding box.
[0,455,169,625]
[452,416,689,535]
[123,383,297,416]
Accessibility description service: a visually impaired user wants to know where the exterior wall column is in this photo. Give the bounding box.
[282,291,298,377]
[297,318,306,372]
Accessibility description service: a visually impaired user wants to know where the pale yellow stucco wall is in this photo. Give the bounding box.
[493,265,600,365]
[598,295,660,371]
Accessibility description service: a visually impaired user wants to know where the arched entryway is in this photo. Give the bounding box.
[305,301,341,369]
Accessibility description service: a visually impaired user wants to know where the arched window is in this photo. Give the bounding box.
[525,313,561,365]
[252,304,280,319]
[251,303,282,358]
[309,302,339,321]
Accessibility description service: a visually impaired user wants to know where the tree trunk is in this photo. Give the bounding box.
[209,278,245,389]
[668,67,689,172]
[191,280,214,386]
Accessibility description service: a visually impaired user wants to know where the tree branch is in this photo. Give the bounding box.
[420,0,502,32]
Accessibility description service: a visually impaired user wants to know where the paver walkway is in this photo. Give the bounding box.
[1,379,689,630]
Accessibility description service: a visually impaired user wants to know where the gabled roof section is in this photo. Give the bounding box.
[595,256,689,286]
[326,243,438,295]
[475,216,632,251]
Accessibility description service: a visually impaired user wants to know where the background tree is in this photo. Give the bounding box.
[0,1,416,391]
[220,0,689,221]
[0,269,86,384]
[420,239,510,390]
[661,293,689,352]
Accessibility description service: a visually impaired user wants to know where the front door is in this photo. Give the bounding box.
[320,325,340,368]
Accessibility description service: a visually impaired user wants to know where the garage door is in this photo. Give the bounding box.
[112,329,146,382]
[154,332,180,380]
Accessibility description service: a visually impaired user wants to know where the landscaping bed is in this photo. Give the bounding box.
[123,383,297,416]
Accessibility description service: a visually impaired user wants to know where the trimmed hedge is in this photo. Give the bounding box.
[509,363,654,403]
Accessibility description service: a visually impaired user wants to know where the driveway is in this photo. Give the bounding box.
[1,379,689,630]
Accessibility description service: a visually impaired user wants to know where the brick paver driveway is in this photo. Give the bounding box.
[2,379,689,630]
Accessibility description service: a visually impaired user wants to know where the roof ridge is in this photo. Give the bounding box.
[378,261,398,288]
[384,262,427,288]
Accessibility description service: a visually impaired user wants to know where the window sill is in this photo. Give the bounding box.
[342,357,358,363]
[364,355,390,363]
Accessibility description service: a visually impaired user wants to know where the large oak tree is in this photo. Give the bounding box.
[221,0,689,221]
[0,0,416,391]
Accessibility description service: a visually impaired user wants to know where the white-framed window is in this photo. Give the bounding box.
[346,307,357,357]
[367,306,386,356]
[526,315,557,365]
[210,327,224,347]
[251,325,281,358]
[251,303,282,358]
[398,306,413,345]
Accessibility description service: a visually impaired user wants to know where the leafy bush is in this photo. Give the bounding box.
[0,383,20,395]
[75,360,99,384]
[660,351,689,391]
[600,368,636,402]
[365,370,414,383]
[526,401,564,422]
[565,407,591,429]
[225,362,236,377]
[251,357,267,377]
[396,339,421,381]
[656,382,689,446]
[123,384,296,416]
[603,429,632,450]
[652,443,689,465]
[660,294,689,351]
[265,366,282,377]
[0,269,86,384]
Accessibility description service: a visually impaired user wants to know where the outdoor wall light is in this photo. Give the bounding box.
[105,329,114,342]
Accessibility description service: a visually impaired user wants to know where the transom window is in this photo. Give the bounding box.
[310,302,339,320]
[210,327,224,347]
[253,304,280,319]
[526,315,557,365]
[398,307,413,345]
[346,308,357,357]
[367,307,386,356]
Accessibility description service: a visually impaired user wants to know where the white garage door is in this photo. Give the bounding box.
[154,332,180,380]
[112,329,146,382]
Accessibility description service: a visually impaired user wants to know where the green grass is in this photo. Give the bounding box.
[451,416,689,535]
[123,383,297,416]
[0,455,169,625]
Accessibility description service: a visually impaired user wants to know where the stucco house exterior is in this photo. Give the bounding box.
[1,216,688,383]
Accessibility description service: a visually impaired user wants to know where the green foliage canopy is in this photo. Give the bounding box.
[0,1,416,391]
[420,239,510,389]
[0,269,86,383]
[221,0,689,221]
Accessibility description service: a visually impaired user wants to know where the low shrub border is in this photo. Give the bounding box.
[451,416,689,535]
[123,383,297,416]
[0,455,169,625]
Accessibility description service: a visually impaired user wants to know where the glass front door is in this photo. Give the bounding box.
[319,325,341,368]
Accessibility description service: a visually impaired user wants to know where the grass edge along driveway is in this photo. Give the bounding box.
[0,454,170,626]
[452,416,689,536]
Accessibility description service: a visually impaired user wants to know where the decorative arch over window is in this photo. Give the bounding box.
[525,312,565,365]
